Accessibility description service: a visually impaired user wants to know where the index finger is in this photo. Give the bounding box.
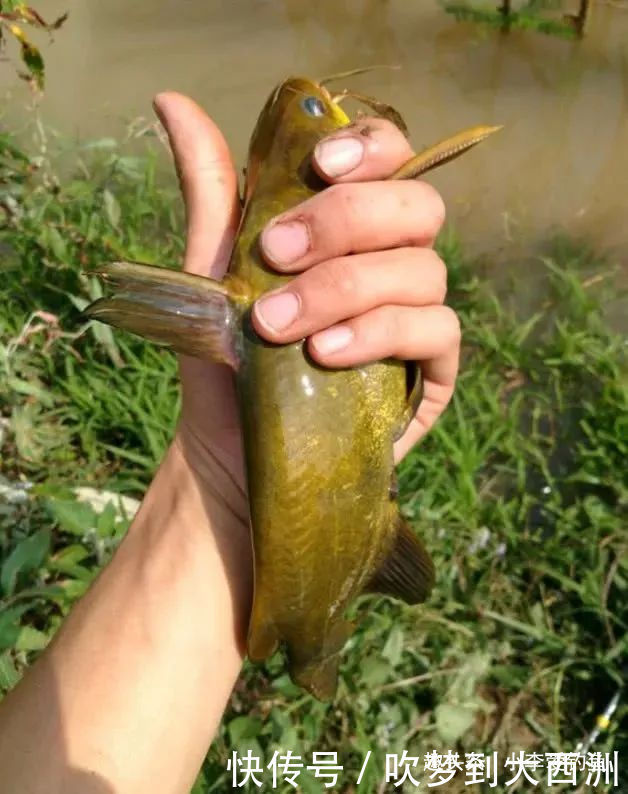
[312,116,414,183]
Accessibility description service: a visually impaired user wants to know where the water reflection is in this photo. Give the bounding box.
[1,0,626,258]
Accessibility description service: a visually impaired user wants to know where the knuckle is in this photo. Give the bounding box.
[351,115,397,139]
[370,116,408,146]
[320,182,359,225]
[385,306,404,347]
[417,181,447,237]
[324,182,351,208]
[442,306,462,348]
[315,257,359,299]
[326,183,367,242]
[403,248,447,303]
[427,251,448,301]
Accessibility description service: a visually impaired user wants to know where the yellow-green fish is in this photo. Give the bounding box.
[86,76,499,700]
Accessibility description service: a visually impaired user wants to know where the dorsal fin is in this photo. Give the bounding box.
[368,515,435,605]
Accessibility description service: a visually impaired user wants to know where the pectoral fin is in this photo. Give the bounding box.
[394,361,423,441]
[84,261,249,368]
[391,124,502,180]
[368,515,435,605]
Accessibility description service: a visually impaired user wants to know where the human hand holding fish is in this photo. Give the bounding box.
[88,82,498,701]
[0,82,500,793]
[158,91,463,497]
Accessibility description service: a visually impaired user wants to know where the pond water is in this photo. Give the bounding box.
[2,0,628,267]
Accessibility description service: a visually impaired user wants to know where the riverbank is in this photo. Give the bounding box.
[0,130,625,792]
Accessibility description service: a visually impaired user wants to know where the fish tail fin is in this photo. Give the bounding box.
[83,260,248,367]
[292,654,341,702]
[289,619,352,701]
[368,513,435,605]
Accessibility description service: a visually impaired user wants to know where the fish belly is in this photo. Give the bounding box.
[238,339,405,686]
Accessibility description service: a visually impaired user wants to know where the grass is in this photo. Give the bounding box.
[0,126,626,793]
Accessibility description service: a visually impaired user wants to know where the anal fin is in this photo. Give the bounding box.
[368,515,435,605]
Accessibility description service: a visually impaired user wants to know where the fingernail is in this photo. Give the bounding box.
[314,136,364,177]
[255,291,300,332]
[262,221,310,265]
[312,325,353,355]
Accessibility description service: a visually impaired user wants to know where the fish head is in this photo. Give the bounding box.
[244,77,350,203]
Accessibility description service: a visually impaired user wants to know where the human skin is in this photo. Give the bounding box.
[0,92,460,794]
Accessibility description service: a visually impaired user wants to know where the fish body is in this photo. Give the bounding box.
[86,76,500,699]
[230,79,420,696]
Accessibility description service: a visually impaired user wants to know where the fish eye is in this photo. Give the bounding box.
[301,96,326,117]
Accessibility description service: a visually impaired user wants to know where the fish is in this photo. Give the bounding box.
[85,76,500,700]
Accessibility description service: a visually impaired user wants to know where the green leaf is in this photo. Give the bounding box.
[228,716,263,745]
[48,544,89,569]
[4,22,45,88]
[0,651,21,691]
[299,770,325,794]
[0,606,29,651]
[96,501,118,537]
[57,578,90,601]
[103,188,121,228]
[382,624,404,666]
[0,529,51,595]
[89,321,124,368]
[46,498,97,537]
[359,657,391,687]
[46,225,68,261]
[16,625,49,652]
[435,703,476,744]
[7,376,55,408]
[272,673,302,698]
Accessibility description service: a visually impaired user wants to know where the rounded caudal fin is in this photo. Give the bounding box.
[291,654,341,702]
[288,619,353,701]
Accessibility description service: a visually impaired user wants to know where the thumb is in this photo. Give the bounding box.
[153,92,240,279]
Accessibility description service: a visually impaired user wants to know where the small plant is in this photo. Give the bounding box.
[0,1,67,89]
[442,0,593,39]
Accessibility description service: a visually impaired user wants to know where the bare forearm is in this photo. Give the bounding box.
[0,440,252,794]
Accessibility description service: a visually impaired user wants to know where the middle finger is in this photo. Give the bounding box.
[252,247,446,342]
[259,179,446,272]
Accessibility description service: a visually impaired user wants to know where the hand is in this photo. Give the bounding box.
[0,93,461,794]
[153,93,460,481]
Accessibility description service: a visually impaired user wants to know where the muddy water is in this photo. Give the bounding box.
[2,0,628,262]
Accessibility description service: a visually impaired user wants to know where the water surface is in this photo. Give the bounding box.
[2,0,627,263]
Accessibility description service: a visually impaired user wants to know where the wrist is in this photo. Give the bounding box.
[125,440,253,655]
[174,417,248,521]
